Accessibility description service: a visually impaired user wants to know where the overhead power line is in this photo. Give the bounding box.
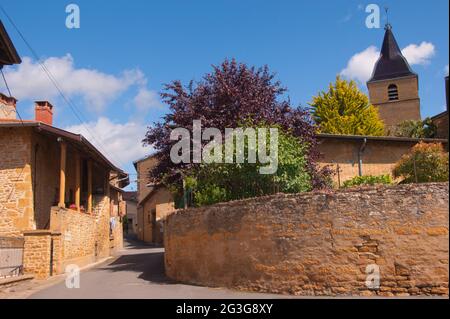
[0,5,131,172]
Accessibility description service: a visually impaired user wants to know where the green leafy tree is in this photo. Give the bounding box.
[393,118,437,138]
[186,123,313,207]
[145,59,332,191]
[393,142,449,183]
[310,76,385,136]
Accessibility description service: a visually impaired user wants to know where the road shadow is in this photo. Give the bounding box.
[99,239,174,284]
[122,237,164,250]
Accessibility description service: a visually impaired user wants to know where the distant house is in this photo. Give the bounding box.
[122,191,138,235]
[316,133,447,186]
[133,154,174,244]
[431,76,449,141]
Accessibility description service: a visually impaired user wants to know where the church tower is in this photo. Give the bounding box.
[367,24,421,133]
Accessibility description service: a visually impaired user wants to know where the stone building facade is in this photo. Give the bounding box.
[123,191,138,235]
[0,96,128,279]
[316,134,448,186]
[431,76,449,141]
[133,155,175,244]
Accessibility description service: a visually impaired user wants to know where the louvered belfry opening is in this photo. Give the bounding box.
[388,84,399,101]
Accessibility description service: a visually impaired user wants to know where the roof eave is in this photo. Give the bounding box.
[316,133,448,144]
[0,20,21,66]
[367,73,418,85]
[0,121,129,187]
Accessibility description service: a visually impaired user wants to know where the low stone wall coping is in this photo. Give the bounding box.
[0,275,34,287]
[172,182,449,215]
[23,230,53,236]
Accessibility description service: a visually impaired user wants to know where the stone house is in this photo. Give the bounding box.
[316,133,448,187]
[133,154,174,244]
[123,191,138,235]
[431,76,449,141]
[0,96,129,279]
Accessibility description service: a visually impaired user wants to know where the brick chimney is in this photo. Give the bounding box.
[0,92,17,120]
[35,101,54,126]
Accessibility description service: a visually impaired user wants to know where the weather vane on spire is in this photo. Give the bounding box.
[385,6,392,30]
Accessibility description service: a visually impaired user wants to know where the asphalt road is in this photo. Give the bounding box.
[29,239,283,299]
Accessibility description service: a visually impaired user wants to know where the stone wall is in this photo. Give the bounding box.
[316,137,448,187]
[0,128,34,237]
[164,183,449,297]
[50,207,97,269]
[111,216,124,252]
[94,195,112,258]
[49,194,122,271]
[23,231,52,279]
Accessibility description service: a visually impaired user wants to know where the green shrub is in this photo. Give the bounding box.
[183,123,313,207]
[194,185,228,207]
[393,142,449,183]
[343,174,392,188]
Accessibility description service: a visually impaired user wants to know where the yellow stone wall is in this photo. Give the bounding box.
[316,137,430,187]
[23,231,52,279]
[165,183,449,297]
[0,127,35,236]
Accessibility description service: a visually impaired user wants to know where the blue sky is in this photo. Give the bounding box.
[1,0,448,190]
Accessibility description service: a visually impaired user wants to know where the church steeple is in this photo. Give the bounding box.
[366,22,421,133]
[368,24,416,83]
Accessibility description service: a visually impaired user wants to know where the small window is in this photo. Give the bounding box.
[388,84,399,101]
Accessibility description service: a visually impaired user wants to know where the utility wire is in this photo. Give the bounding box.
[0,67,28,211]
[1,68,23,123]
[0,5,130,172]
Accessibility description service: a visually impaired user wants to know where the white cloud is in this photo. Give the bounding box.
[340,46,379,84]
[445,65,449,76]
[341,42,436,84]
[134,87,163,112]
[401,42,435,65]
[2,54,160,113]
[65,117,151,167]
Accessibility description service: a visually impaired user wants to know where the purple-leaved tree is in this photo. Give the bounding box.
[143,59,332,189]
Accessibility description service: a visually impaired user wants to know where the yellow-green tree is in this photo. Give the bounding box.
[310,76,384,136]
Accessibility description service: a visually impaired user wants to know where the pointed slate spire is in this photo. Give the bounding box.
[368,24,415,83]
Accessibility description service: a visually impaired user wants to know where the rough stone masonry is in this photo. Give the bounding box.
[164,183,449,297]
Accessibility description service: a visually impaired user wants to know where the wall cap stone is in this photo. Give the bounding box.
[23,230,53,236]
[171,182,449,216]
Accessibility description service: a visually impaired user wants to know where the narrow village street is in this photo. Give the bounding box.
[0,2,448,304]
[26,239,282,299]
